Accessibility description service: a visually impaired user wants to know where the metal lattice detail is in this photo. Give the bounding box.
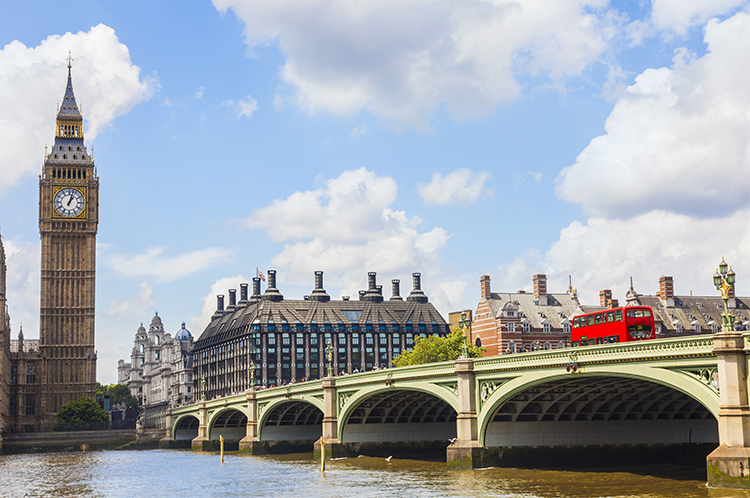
[480,380,507,403]
[435,381,459,398]
[680,368,720,395]
[339,392,352,408]
[258,402,268,416]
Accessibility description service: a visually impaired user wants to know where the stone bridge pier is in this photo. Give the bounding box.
[446,357,501,469]
[706,331,750,489]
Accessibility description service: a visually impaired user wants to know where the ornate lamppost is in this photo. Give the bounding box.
[249,360,255,387]
[325,342,334,377]
[458,312,471,358]
[200,376,206,401]
[713,257,736,332]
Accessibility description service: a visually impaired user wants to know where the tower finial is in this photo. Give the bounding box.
[67,50,73,69]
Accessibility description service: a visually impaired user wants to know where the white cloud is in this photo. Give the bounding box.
[417,168,492,206]
[529,171,542,183]
[224,95,258,118]
[195,86,205,99]
[556,12,750,219]
[213,0,620,129]
[650,0,747,35]
[0,24,158,194]
[109,246,234,282]
[106,280,157,318]
[3,239,40,337]
[245,168,452,295]
[349,124,369,139]
[492,209,750,305]
[190,275,247,333]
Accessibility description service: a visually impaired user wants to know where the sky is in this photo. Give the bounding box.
[0,0,748,384]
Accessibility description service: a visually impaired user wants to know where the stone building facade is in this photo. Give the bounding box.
[0,60,99,433]
[117,314,194,408]
[193,270,449,399]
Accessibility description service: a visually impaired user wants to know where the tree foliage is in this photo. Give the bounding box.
[96,382,139,410]
[392,328,484,367]
[56,397,109,426]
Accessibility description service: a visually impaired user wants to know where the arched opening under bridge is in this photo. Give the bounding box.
[342,390,457,458]
[173,415,199,441]
[210,409,247,448]
[483,376,717,467]
[259,401,323,453]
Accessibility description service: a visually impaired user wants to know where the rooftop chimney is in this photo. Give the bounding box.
[533,274,549,305]
[262,269,284,302]
[657,275,675,307]
[363,272,383,302]
[480,275,491,300]
[599,289,612,307]
[358,290,366,300]
[309,270,331,302]
[228,289,237,310]
[390,279,403,301]
[250,277,261,302]
[239,283,249,306]
[212,294,225,320]
[407,272,428,303]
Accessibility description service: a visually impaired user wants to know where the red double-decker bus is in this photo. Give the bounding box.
[571,306,655,347]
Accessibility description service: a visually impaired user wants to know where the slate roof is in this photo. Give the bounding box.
[629,294,749,332]
[484,291,599,329]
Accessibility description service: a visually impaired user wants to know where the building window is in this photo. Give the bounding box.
[543,322,550,334]
[10,364,17,385]
[26,364,36,384]
[522,322,530,333]
[507,322,515,333]
[25,395,35,415]
[563,322,571,335]
[694,323,701,334]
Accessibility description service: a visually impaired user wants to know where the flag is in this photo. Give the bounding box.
[257,267,266,282]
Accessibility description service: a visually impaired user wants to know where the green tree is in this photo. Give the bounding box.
[393,328,484,367]
[56,397,109,428]
[96,382,139,410]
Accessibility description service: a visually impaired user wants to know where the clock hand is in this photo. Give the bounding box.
[67,196,75,207]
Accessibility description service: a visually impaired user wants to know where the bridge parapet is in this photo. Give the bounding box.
[474,335,715,373]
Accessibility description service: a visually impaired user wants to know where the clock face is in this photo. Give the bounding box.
[54,187,85,217]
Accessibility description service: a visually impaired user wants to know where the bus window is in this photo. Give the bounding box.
[595,314,603,325]
[580,336,587,346]
[606,311,615,323]
[588,339,596,346]
[615,310,623,321]
[626,309,652,318]
[587,316,595,326]
[571,341,579,347]
[572,317,579,328]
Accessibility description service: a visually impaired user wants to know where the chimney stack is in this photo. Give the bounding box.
[262,269,283,302]
[310,270,330,302]
[217,294,225,312]
[251,277,261,302]
[480,275,491,300]
[239,283,249,304]
[228,289,237,310]
[368,272,377,290]
[533,274,549,305]
[391,279,403,301]
[407,272,428,303]
[363,272,383,302]
[599,289,612,307]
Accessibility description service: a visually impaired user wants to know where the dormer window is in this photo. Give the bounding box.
[542,322,550,333]
[506,311,515,317]
[522,321,530,333]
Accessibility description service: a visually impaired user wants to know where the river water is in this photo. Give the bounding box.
[0,450,747,498]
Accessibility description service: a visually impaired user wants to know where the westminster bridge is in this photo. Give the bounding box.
[165,332,750,489]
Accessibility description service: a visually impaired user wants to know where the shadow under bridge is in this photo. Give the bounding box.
[341,389,457,457]
[484,375,718,448]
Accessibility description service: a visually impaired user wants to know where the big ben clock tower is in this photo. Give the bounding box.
[38,56,98,426]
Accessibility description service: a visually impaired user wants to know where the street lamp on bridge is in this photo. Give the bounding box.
[325,342,334,377]
[713,257,736,332]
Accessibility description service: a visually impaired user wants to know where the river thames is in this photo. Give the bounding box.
[0,450,747,498]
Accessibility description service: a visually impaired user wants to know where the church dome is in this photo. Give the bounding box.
[175,322,192,342]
